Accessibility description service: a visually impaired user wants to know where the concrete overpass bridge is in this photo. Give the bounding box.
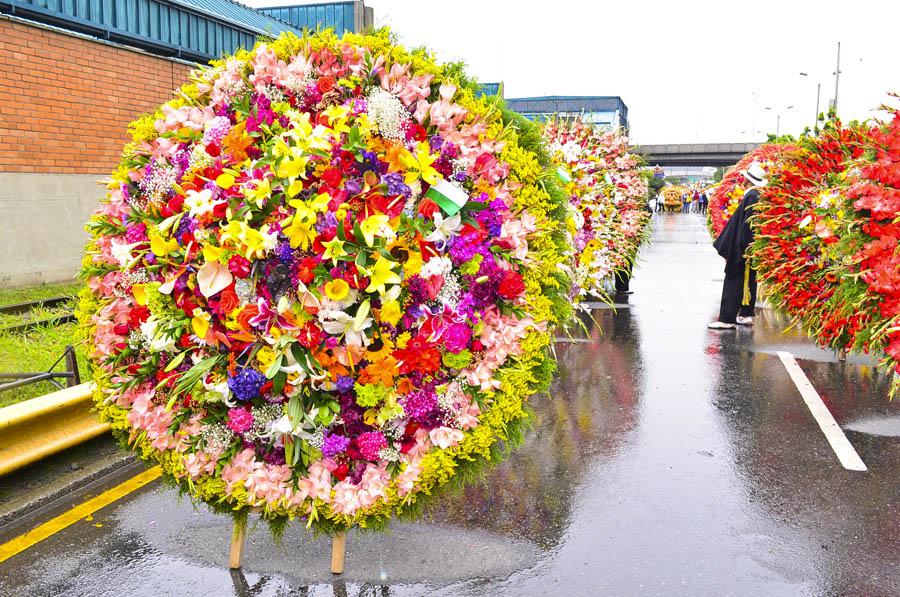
[633,143,761,167]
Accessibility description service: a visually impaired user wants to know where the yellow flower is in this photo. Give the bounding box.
[322,104,351,134]
[149,230,179,257]
[132,283,147,306]
[256,346,277,370]
[191,308,211,339]
[402,250,423,277]
[243,177,271,208]
[324,279,350,301]
[322,237,347,265]
[221,220,277,258]
[379,300,401,325]
[365,254,401,295]
[402,141,439,185]
[359,214,392,246]
[282,215,316,250]
[216,172,236,189]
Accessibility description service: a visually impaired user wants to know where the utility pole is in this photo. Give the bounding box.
[776,114,781,137]
[832,41,841,112]
[815,82,821,131]
[752,91,757,139]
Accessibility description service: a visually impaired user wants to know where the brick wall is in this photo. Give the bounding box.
[0,18,192,175]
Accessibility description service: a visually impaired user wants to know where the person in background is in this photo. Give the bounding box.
[708,162,767,329]
[691,189,701,213]
[681,191,689,213]
[699,190,708,213]
[657,190,666,212]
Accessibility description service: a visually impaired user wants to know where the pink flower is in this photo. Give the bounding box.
[226,407,253,435]
[221,449,256,494]
[428,426,464,449]
[396,457,423,497]
[356,431,387,461]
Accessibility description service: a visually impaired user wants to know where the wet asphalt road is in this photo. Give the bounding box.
[1,212,898,596]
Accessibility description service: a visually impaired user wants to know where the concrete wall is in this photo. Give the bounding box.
[0,173,103,287]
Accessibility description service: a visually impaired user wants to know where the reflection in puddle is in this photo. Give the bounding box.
[424,309,643,550]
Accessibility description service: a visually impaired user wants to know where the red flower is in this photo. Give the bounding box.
[322,168,343,188]
[296,256,319,284]
[417,197,440,219]
[297,322,323,349]
[317,76,335,94]
[218,289,239,314]
[498,270,525,299]
[228,255,251,278]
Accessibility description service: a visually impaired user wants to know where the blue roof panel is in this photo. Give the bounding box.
[0,0,304,61]
[258,2,357,34]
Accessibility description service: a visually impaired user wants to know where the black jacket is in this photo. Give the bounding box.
[713,188,759,275]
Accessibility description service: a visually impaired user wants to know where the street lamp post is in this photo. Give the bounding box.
[764,105,794,137]
[800,73,822,132]
[833,41,841,112]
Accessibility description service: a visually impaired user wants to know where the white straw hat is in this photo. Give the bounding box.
[741,162,768,187]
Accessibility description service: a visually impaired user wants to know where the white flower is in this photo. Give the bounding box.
[319,304,372,347]
[140,317,177,353]
[420,256,454,278]
[110,240,142,268]
[185,188,215,217]
[367,88,409,140]
[425,212,463,243]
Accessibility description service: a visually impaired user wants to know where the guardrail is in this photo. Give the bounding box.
[0,383,107,477]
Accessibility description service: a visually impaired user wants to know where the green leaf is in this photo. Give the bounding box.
[264,354,284,379]
[272,370,287,396]
[164,350,189,372]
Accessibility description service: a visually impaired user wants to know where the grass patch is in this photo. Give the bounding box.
[0,280,81,306]
[0,280,89,409]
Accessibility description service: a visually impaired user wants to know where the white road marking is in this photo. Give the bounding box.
[777,351,867,472]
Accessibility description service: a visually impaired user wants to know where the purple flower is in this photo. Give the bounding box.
[275,241,294,264]
[175,216,197,239]
[356,431,387,461]
[125,223,147,243]
[381,172,410,197]
[262,447,286,465]
[403,389,439,425]
[335,375,355,393]
[442,323,472,353]
[228,369,266,401]
[322,433,350,458]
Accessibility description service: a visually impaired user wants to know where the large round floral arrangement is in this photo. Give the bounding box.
[707,143,793,237]
[543,119,650,301]
[78,30,572,532]
[751,111,900,396]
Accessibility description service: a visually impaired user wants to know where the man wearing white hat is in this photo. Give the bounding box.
[708,162,767,329]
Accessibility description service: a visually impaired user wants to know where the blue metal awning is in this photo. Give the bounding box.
[0,0,304,62]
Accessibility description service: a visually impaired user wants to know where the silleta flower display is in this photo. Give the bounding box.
[707,143,793,238]
[77,30,573,532]
[750,111,900,397]
[543,119,650,302]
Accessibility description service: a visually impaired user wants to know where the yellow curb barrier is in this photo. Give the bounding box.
[0,383,107,477]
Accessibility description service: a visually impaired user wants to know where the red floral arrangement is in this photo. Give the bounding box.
[751,110,900,396]
[707,143,794,238]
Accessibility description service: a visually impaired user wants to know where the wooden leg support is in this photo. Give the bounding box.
[229,518,247,570]
[837,348,847,362]
[331,530,346,574]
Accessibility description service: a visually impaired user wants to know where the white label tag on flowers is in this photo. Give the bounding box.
[425,178,469,216]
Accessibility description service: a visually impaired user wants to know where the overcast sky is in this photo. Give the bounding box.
[249,0,900,145]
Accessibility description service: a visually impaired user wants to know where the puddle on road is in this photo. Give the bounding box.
[843,415,900,437]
